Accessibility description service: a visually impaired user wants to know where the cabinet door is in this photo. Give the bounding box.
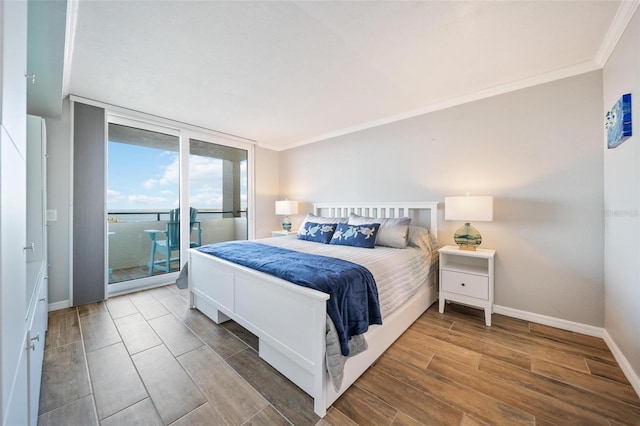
[28,279,48,425]
[27,116,44,265]
[1,128,28,426]
[1,0,28,158]
[1,0,29,424]
[4,336,29,426]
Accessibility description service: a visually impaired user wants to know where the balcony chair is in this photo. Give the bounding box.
[145,207,201,274]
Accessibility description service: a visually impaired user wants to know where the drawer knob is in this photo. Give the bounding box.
[461,283,466,286]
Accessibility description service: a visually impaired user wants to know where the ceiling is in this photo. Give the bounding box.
[63,1,630,150]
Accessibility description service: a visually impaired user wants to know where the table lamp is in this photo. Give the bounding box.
[275,200,298,231]
[445,195,493,250]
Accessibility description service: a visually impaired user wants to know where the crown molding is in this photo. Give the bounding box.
[277,60,601,152]
[595,0,640,67]
[271,2,639,152]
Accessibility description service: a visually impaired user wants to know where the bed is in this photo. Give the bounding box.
[187,201,439,417]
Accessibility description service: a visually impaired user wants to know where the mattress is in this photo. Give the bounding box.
[259,225,438,318]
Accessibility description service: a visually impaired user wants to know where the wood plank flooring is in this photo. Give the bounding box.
[39,285,640,425]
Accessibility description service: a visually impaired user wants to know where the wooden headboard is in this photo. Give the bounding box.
[313,202,439,238]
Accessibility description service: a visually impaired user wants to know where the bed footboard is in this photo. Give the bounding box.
[188,248,331,416]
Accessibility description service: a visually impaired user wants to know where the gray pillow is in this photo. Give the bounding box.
[348,213,411,248]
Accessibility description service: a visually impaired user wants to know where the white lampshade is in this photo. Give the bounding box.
[445,196,493,222]
[275,200,299,215]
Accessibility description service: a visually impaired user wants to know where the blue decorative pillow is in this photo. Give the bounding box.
[298,221,337,244]
[297,213,347,235]
[329,223,381,249]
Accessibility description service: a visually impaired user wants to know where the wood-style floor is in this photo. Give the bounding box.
[38,284,640,425]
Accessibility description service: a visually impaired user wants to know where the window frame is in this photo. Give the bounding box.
[100,108,255,295]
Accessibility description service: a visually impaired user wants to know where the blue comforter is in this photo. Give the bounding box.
[197,241,382,356]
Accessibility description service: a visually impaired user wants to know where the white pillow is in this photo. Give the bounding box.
[348,213,411,248]
[297,213,348,235]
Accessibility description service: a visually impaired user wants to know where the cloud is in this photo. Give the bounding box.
[143,179,158,189]
[189,156,223,183]
[109,149,243,211]
[161,155,180,185]
[107,188,124,202]
[128,194,168,204]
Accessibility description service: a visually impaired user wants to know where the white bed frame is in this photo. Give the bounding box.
[188,202,439,417]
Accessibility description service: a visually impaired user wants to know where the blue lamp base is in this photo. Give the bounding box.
[454,222,482,251]
[282,216,292,232]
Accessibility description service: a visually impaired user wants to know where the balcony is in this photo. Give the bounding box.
[107,209,247,283]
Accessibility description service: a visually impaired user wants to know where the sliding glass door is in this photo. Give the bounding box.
[105,115,254,296]
[107,122,181,288]
[189,138,248,246]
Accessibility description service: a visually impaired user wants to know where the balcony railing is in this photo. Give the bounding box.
[107,209,247,283]
[108,208,247,222]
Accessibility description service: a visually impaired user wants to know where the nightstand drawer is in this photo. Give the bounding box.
[441,270,488,299]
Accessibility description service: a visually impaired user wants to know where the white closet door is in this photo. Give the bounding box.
[0,126,28,426]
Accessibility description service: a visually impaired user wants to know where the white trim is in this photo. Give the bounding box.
[108,274,177,298]
[61,0,79,98]
[69,95,257,146]
[276,61,600,151]
[603,330,640,398]
[108,114,181,137]
[68,101,75,306]
[103,107,109,301]
[493,305,604,338]
[595,0,640,67]
[48,300,71,312]
[179,132,190,269]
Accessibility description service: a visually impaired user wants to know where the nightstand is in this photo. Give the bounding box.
[438,245,496,326]
[271,230,297,237]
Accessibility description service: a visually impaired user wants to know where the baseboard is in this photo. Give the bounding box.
[603,330,640,398]
[48,300,71,312]
[494,304,640,400]
[493,305,604,338]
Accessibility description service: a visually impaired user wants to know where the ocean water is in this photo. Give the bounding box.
[107,212,241,223]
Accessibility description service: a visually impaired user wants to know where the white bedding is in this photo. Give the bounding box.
[259,225,439,318]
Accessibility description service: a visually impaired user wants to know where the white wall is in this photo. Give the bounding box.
[255,146,281,238]
[603,8,640,384]
[44,100,71,306]
[280,71,605,327]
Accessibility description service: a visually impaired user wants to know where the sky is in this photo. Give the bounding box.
[107,141,236,212]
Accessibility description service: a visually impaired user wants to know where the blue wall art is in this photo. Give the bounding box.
[606,93,632,149]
